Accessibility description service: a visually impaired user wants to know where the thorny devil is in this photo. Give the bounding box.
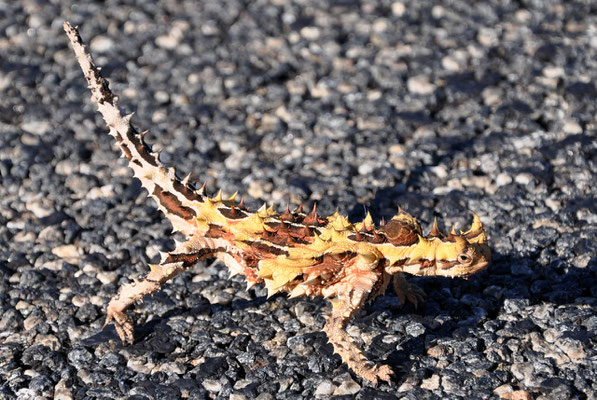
[64,22,490,384]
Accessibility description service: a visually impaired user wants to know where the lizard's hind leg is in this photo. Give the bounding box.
[104,239,216,344]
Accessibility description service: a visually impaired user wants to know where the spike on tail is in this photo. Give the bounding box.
[64,22,202,236]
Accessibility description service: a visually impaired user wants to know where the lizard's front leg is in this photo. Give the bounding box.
[104,238,217,344]
[392,272,426,308]
[323,269,393,384]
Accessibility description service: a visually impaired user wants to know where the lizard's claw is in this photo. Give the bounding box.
[394,276,427,309]
[104,304,135,345]
[362,364,394,385]
[400,283,427,308]
[375,364,395,384]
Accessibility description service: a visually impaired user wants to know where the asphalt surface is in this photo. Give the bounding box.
[0,1,596,399]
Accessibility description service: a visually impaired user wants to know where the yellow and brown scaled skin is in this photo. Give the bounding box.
[64,22,490,384]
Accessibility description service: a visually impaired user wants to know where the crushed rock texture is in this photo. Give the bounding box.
[1,1,596,399]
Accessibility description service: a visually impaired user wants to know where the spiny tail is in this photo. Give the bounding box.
[64,22,205,236]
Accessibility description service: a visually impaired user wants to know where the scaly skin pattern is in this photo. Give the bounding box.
[64,22,491,384]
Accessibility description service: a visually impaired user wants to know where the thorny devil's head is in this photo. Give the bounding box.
[379,210,490,279]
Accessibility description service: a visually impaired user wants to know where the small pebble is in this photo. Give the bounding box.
[407,75,436,95]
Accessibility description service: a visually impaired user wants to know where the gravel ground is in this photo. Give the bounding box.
[1,1,596,399]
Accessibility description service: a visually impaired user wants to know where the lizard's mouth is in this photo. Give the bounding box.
[459,261,489,279]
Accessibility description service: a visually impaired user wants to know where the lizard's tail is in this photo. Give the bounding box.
[64,22,205,236]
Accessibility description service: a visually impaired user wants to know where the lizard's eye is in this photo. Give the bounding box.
[457,253,472,264]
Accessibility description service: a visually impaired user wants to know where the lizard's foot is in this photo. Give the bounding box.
[104,303,134,344]
[399,282,426,308]
[359,363,394,385]
[393,275,427,308]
